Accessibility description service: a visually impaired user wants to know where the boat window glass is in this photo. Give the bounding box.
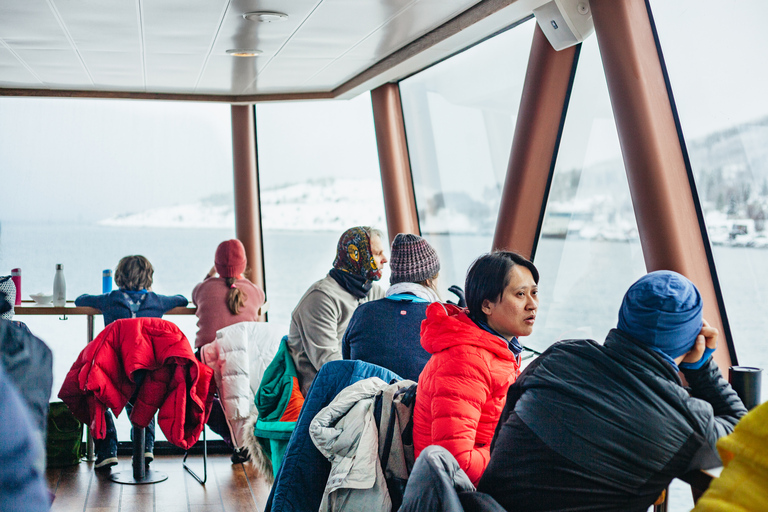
[0,97,235,440]
[255,92,388,324]
[649,0,768,400]
[398,18,536,297]
[525,35,647,355]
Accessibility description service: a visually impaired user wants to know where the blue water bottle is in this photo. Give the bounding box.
[102,269,113,294]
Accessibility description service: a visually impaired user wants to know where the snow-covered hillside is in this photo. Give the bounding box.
[99,179,387,231]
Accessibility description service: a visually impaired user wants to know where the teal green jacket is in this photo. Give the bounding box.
[254,337,304,440]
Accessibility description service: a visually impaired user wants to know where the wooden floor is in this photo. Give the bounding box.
[46,454,273,512]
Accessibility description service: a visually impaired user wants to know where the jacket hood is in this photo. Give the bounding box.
[420,302,515,361]
[603,328,683,384]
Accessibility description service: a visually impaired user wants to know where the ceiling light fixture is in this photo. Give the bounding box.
[242,11,288,23]
[226,49,262,57]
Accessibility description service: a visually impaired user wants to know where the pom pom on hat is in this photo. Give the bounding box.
[618,270,703,361]
[390,234,440,285]
[215,239,247,278]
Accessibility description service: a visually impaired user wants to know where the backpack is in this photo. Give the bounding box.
[374,380,417,511]
[46,402,83,467]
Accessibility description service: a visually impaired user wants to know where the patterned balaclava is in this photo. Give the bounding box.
[332,227,382,282]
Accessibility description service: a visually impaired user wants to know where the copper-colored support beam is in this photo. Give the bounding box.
[492,25,579,259]
[371,83,420,244]
[592,0,732,369]
[231,105,266,318]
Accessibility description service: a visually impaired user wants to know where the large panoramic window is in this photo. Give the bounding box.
[255,93,388,325]
[0,97,235,439]
[649,0,768,400]
[527,35,646,354]
[399,18,536,296]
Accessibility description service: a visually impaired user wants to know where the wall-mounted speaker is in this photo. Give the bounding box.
[532,0,594,51]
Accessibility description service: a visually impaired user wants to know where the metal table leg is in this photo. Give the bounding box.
[86,315,95,461]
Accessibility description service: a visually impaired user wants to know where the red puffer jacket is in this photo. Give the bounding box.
[58,317,214,450]
[413,303,519,485]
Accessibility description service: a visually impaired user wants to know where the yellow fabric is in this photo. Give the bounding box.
[693,401,768,512]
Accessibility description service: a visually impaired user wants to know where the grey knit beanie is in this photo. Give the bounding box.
[390,234,441,285]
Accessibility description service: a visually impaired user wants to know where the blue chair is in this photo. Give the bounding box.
[265,360,401,512]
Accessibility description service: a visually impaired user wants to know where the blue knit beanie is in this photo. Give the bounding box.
[617,271,703,364]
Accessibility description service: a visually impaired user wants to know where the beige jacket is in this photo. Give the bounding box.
[287,274,384,396]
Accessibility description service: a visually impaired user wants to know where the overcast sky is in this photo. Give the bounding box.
[0,93,380,223]
[1,0,766,224]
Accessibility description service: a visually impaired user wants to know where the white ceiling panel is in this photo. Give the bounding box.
[144,53,208,90]
[304,57,376,90]
[51,0,141,52]
[196,54,263,94]
[194,56,235,93]
[0,0,532,98]
[80,51,144,89]
[210,0,322,55]
[141,0,229,54]
[0,1,71,50]
[276,0,415,59]
[254,57,337,93]
[0,47,41,85]
[14,49,92,87]
[345,0,483,60]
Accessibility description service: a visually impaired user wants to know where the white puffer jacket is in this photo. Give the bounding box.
[200,321,287,448]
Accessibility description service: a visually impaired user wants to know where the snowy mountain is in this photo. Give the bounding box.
[99,115,768,241]
[99,179,388,231]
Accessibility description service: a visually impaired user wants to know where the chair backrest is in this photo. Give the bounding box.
[265,360,401,512]
[200,321,288,452]
[242,321,288,394]
[204,321,288,417]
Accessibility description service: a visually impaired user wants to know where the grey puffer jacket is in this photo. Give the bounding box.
[309,376,391,512]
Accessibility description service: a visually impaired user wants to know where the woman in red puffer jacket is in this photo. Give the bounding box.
[413,251,539,485]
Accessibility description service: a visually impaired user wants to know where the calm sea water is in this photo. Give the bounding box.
[1,222,764,511]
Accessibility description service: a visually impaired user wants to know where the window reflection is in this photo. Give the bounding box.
[650,0,768,401]
[255,93,388,323]
[399,19,536,295]
[0,98,235,440]
[526,35,646,354]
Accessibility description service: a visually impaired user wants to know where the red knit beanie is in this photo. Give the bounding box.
[215,239,247,278]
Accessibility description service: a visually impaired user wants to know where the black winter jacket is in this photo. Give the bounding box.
[477,329,746,512]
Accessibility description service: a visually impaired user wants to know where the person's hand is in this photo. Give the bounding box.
[207,266,217,278]
[447,285,467,308]
[681,319,718,365]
